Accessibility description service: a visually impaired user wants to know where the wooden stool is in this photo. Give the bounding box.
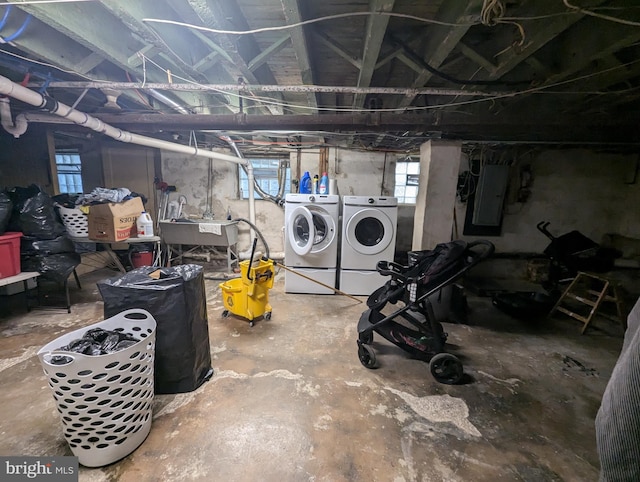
[548,271,626,334]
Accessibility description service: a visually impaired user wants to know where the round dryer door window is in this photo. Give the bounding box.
[345,208,394,255]
[287,206,335,256]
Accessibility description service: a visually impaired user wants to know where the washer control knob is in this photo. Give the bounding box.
[368,198,375,204]
[309,195,316,202]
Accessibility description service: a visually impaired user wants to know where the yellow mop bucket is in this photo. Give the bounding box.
[219,240,275,327]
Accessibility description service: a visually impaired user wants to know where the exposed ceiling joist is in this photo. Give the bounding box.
[11,0,210,113]
[280,0,318,109]
[393,0,483,110]
[247,34,291,72]
[313,27,362,70]
[352,0,395,108]
[187,0,283,115]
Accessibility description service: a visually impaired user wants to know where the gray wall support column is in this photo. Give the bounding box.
[412,140,462,250]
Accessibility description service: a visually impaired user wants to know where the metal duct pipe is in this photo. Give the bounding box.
[221,135,275,203]
[0,73,256,227]
[0,97,27,138]
[146,89,191,115]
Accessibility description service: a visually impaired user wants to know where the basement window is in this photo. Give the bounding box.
[239,158,291,199]
[55,150,83,194]
[394,158,420,204]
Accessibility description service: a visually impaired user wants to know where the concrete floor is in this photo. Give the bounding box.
[0,266,628,481]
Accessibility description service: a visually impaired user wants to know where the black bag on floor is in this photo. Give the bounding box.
[97,264,213,394]
[8,184,66,239]
[21,235,75,255]
[22,252,81,282]
[0,191,12,235]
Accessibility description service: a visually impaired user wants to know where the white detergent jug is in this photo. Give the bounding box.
[136,211,154,238]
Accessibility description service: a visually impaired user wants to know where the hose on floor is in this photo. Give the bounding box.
[233,217,271,260]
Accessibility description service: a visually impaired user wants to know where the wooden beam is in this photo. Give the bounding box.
[457,42,497,74]
[97,0,211,84]
[313,27,362,70]
[11,1,211,113]
[97,0,232,113]
[280,0,318,109]
[394,0,483,110]
[187,0,284,115]
[248,34,291,72]
[75,52,105,75]
[56,111,636,144]
[127,45,161,68]
[353,0,396,108]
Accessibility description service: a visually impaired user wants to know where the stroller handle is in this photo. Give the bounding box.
[465,239,495,265]
[376,260,407,278]
[536,221,555,240]
[376,240,495,283]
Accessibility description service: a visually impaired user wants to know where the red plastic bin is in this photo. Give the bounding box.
[0,232,22,279]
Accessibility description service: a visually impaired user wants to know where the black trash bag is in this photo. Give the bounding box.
[51,193,80,209]
[97,264,213,394]
[8,185,66,239]
[492,291,558,320]
[49,328,141,364]
[0,191,12,235]
[21,252,81,282]
[21,235,75,255]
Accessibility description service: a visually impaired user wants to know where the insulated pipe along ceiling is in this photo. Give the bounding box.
[0,74,256,227]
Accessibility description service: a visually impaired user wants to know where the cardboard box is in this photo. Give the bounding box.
[88,197,145,242]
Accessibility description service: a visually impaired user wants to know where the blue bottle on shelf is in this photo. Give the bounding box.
[300,171,312,194]
[318,172,329,194]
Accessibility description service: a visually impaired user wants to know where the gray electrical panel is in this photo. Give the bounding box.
[472,164,510,226]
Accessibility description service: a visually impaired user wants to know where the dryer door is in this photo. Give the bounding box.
[345,208,394,255]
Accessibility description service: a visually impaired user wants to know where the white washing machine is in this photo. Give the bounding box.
[284,193,340,294]
[339,195,398,296]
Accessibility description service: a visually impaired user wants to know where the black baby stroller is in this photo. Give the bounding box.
[357,239,494,384]
[536,221,617,288]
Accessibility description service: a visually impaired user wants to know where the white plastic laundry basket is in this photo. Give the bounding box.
[56,205,89,237]
[37,309,156,467]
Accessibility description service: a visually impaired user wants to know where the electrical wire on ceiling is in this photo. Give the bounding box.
[480,0,525,47]
[562,0,640,27]
[141,3,640,39]
[388,34,531,86]
[142,12,477,35]
[2,0,95,5]
[136,53,640,115]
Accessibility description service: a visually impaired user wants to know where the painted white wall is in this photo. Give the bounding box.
[161,147,639,262]
[160,151,286,257]
[291,148,394,197]
[460,149,639,253]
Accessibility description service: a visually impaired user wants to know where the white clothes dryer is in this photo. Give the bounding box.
[284,193,340,294]
[339,196,398,295]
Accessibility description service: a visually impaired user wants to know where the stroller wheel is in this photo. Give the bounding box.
[358,343,377,369]
[429,353,463,385]
[358,331,373,344]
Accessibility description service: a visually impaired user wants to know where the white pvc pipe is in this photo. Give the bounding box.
[0,97,28,138]
[0,74,256,226]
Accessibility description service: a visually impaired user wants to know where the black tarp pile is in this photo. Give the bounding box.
[7,185,80,282]
[0,190,12,235]
[97,264,213,394]
[50,328,140,365]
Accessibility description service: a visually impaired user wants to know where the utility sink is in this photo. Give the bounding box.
[159,219,238,246]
